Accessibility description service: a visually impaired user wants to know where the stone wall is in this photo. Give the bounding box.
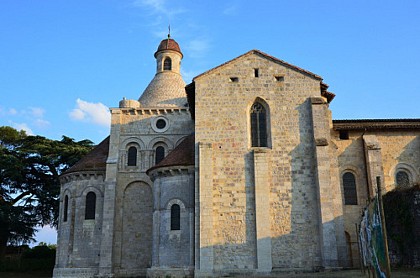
[54,173,105,276]
[332,129,420,267]
[147,167,195,277]
[194,51,335,274]
[109,107,194,276]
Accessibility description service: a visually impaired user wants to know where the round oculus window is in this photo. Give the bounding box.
[156,119,166,129]
[151,117,169,133]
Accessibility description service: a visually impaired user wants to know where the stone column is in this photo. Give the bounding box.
[253,149,272,272]
[98,113,120,276]
[310,97,341,268]
[363,135,384,198]
[195,142,214,275]
[98,180,116,276]
[151,176,161,267]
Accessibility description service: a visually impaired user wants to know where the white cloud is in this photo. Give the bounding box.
[69,99,110,127]
[11,122,34,135]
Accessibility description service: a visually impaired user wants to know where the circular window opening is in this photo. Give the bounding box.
[156,119,167,129]
[151,116,169,133]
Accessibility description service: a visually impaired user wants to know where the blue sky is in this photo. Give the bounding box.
[1,1,419,244]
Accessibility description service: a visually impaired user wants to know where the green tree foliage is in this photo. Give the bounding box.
[0,126,94,259]
[383,183,420,267]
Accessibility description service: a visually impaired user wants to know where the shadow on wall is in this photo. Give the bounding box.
[196,99,349,274]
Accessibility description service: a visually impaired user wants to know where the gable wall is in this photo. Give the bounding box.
[194,53,326,271]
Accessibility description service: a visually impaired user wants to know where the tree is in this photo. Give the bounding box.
[0,126,94,259]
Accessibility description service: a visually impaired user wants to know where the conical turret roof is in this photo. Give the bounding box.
[139,72,187,107]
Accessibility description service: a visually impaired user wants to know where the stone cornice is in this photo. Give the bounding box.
[333,119,420,131]
[111,107,189,115]
[60,171,105,184]
[148,166,194,181]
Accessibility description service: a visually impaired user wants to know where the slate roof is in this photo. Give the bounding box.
[333,119,420,130]
[63,136,109,175]
[147,133,195,174]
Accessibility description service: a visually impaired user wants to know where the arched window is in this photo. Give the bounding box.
[85,192,96,220]
[63,195,69,222]
[250,102,268,147]
[343,172,357,205]
[396,171,410,187]
[170,204,180,230]
[163,57,172,71]
[127,146,137,166]
[155,146,165,165]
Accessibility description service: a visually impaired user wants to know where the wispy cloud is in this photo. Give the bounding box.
[8,108,17,115]
[1,106,50,133]
[180,69,194,84]
[0,106,18,116]
[69,99,110,127]
[132,0,186,19]
[185,38,211,59]
[223,4,238,16]
[29,107,45,118]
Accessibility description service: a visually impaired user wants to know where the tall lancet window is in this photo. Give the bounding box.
[250,101,268,147]
[163,57,172,70]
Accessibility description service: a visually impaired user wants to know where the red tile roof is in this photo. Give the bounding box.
[147,134,194,174]
[154,38,183,58]
[63,136,109,175]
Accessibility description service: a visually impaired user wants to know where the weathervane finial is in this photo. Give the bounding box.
[168,25,171,38]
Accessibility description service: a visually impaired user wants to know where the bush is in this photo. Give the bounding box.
[0,243,56,272]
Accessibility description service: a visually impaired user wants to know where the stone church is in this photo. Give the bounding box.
[53,36,420,277]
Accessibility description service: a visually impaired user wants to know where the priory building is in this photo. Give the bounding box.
[53,35,420,277]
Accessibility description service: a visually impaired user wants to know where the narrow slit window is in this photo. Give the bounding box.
[127,146,137,166]
[254,68,259,77]
[63,195,69,222]
[85,192,96,220]
[275,75,284,82]
[171,204,180,230]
